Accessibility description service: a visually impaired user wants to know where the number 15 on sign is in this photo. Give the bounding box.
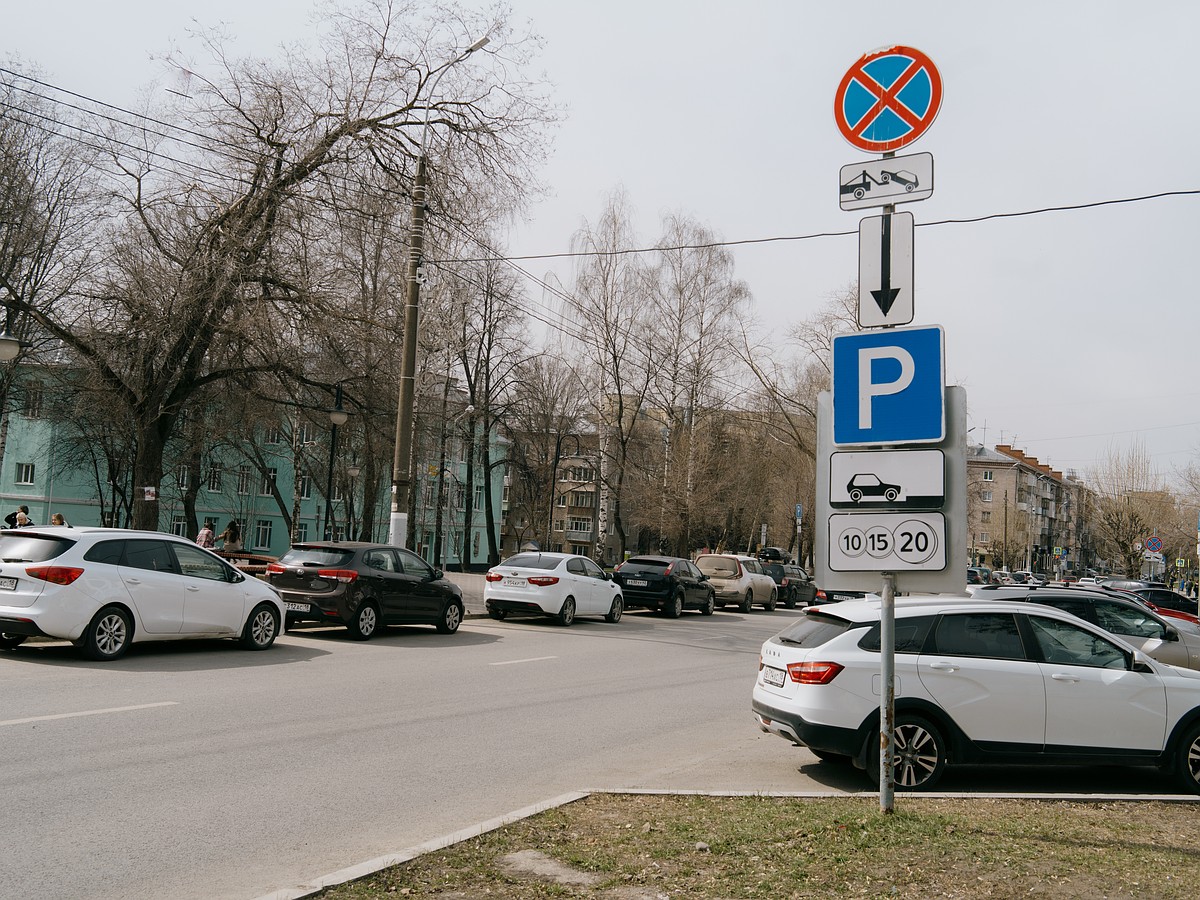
[828,512,946,572]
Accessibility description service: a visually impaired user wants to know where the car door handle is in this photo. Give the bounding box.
[186,585,201,592]
[1051,673,1080,683]
[929,661,959,671]
[125,577,142,586]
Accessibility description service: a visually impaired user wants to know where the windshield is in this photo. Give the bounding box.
[620,558,671,574]
[501,554,562,570]
[277,547,355,568]
[696,556,739,576]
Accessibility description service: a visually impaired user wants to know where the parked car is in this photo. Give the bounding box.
[612,555,714,617]
[0,526,284,660]
[813,587,868,603]
[762,563,817,608]
[694,553,778,612]
[266,542,464,639]
[215,550,277,579]
[756,547,790,564]
[484,552,622,626]
[971,584,1200,670]
[752,596,1200,792]
[1132,587,1198,617]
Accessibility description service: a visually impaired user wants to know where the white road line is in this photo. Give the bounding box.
[0,701,179,727]
[489,656,558,666]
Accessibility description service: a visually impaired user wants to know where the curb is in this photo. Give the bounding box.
[254,787,1197,898]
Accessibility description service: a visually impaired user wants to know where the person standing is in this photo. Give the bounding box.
[195,521,216,548]
[51,513,69,526]
[5,505,32,528]
[219,520,242,552]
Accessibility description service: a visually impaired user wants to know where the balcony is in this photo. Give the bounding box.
[565,527,593,540]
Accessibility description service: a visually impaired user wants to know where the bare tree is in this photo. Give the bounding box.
[1089,441,1160,577]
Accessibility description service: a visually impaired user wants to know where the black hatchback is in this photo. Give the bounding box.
[266,542,465,639]
[762,563,817,608]
[611,555,715,617]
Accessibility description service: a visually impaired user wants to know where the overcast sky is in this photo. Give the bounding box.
[8,0,1198,483]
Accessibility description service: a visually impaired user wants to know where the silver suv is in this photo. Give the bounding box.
[0,526,284,661]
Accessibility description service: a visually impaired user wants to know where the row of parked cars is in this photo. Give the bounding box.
[753,579,1200,794]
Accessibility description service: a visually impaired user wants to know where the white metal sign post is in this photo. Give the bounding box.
[831,45,950,813]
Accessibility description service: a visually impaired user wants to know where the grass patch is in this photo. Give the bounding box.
[316,793,1200,898]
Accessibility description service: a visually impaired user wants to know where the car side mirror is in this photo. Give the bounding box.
[604,571,613,581]
[1131,650,1155,673]
[432,568,444,581]
[1164,627,1179,642]
[699,573,709,582]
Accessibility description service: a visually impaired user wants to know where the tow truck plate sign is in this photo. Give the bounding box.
[839,152,934,210]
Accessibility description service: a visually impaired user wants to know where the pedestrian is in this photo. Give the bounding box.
[195,520,216,548]
[14,510,30,527]
[4,504,31,528]
[219,520,242,552]
[50,513,69,526]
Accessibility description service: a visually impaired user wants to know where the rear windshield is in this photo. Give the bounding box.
[501,554,561,570]
[696,556,739,576]
[277,547,355,568]
[772,612,858,648]
[621,558,670,574]
[0,533,74,563]
[762,563,784,579]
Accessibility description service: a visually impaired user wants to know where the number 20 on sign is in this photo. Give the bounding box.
[828,512,946,572]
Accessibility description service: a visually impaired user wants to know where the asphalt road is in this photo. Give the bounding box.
[0,606,1187,900]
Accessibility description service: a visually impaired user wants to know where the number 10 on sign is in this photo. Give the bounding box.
[828,512,946,572]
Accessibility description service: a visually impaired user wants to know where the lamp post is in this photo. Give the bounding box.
[0,330,21,362]
[324,384,349,541]
[390,36,490,548]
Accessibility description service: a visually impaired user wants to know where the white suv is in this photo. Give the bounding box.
[695,554,778,612]
[0,526,285,661]
[752,597,1200,792]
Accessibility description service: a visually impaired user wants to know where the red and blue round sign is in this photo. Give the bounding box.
[834,46,943,154]
[1147,535,1163,553]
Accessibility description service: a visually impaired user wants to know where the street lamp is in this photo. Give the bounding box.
[324,384,349,541]
[0,330,21,362]
[390,36,491,548]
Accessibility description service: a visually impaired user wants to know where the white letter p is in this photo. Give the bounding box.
[858,346,914,429]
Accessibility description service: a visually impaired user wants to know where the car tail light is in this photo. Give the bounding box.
[485,572,504,582]
[527,576,560,586]
[613,562,624,572]
[316,568,358,584]
[787,661,844,684]
[736,561,744,577]
[266,562,286,575]
[663,563,674,575]
[815,589,828,601]
[25,566,85,585]
[781,577,790,586]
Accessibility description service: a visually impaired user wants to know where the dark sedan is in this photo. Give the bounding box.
[763,563,817,608]
[611,555,715,617]
[266,542,465,639]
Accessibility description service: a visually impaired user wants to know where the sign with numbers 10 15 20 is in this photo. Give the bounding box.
[828,512,946,572]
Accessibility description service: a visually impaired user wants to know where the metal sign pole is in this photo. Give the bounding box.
[879,571,896,812]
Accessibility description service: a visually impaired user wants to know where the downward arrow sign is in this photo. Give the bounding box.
[870,213,900,316]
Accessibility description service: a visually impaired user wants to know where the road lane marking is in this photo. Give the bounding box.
[0,701,179,727]
[489,656,558,666]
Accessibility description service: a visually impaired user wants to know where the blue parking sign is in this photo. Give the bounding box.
[832,326,944,446]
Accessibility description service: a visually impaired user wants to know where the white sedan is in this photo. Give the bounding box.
[484,552,623,626]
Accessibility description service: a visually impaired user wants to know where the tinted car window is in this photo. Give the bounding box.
[1027,614,1127,669]
[1093,599,1167,640]
[0,533,74,562]
[398,548,434,578]
[858,615,935,653]
[277,547,355,568]
[581,558,606,579]
[172,543,232,582]
[84,540,126,565]
[773,612,860,648]
[742,559,764,574]
[123,539,180,574]
[363,549,398,572]
[762,563,785,581]
[621,558,670,574]
[932,613,1025,660]
[502,554,561,570]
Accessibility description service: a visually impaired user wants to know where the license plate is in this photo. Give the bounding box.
[626,579,648,587]
[503,577,526,587]
[0,576,15,590]
[285,602,310,613]
[763,666,786,688]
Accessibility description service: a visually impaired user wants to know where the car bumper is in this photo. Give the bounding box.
[486,598,557,617]
[751,696,864,758]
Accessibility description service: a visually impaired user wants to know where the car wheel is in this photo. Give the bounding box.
[849,489,863,503]
[785,589,797,610]
[866,716,946,791]
[240,603,279,650]
[765,589,777,612]
[664,590,684,619]
[81,606,132,661]
[0,633,27,650]
[557,597,576,626]
[885,488,899,501]
[348,602,380,641]
[1176,719,1200,794]
[605,596,623,623]
[437,601,464,634]
[700,591,715,616]
[740,589,754,613]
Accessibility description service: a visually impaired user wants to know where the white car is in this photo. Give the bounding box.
[752,596,1200,792]
[0,526,284,661]
[695,554,778,612]
[484,552,622,626]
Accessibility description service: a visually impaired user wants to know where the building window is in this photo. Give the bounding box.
[979,532,990,544]
[24,385,43,419]
[454,484,465,510]
[265,426,284,445]
[207,467,222,492]
[236,466,252,495]
[298,474,312,499]
[473,532,481,555]
[177,464,191,491]
[295,420,316,444]
[554,520,564,532]
[171,515,187,537]
[474,484,485,509]
[983,470,994,482]
[15,462,34,485]
[253,519,272,550]
[556,495,567,508]
[295,523,309,542]
[567,517,590,534]
[570,543,590,555]
[981,511,991,523]
[571,491,594,508]
[423,483,435,507]
[981,490,993,502]
[259,467,277,496]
